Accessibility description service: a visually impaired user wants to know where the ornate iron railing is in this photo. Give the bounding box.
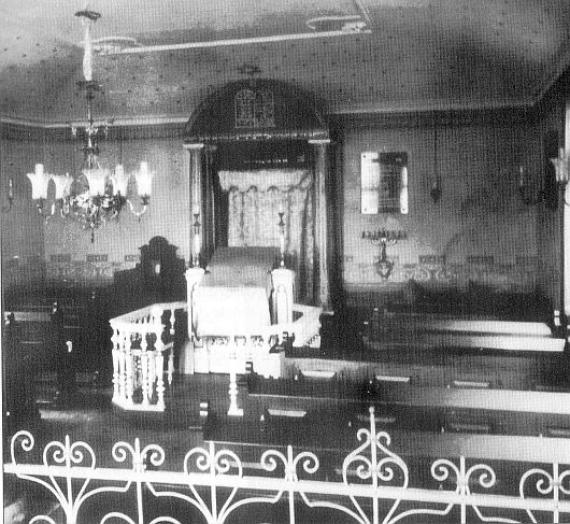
[6,407,570,524]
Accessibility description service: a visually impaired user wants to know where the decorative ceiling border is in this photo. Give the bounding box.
[0,97,535,131]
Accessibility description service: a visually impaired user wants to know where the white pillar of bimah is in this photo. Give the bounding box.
[271,267,295,325]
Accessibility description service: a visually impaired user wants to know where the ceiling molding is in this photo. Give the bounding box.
[0,93,541,130]
[535,44,570,103]
[0,114,189,129]
[330,98,533,115]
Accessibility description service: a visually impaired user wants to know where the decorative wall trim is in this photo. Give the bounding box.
[352,260,538,292]
[467,256,495,265]
[46,261,123,284]
[419,255,446,265]
[516,255,539,265]
[49,254,72,263]
[86,254,108,263]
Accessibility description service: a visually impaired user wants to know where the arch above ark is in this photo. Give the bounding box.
[184,79,330,143]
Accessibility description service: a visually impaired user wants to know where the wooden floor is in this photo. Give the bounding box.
[5,306,570,522]
[7,363,570,520]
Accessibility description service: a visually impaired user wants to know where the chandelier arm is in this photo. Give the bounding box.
[126,197,150,220]
[32,199,55,222]
[42,208,54,224]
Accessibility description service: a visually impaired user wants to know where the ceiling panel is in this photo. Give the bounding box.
[1,0,569,123]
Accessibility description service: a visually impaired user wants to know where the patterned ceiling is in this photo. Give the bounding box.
[1,0,569,125]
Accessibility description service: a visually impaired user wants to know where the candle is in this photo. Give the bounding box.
[112,164,130,196]
[400,167,409,215]
[400,166,408,187]
[518,166,525,188]
[193,232,200,260]
[135,161,153,197]
[8,178,13,200]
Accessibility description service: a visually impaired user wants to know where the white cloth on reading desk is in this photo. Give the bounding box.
[202,246,279,296]
[194,286,271,336]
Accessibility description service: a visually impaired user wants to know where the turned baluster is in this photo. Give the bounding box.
[154,328,165,410]
[111,326,120,402]
[148,333,157,400]
[227,336,243,416]
[124,333,134,404]
[165,309,175,386]
[139,325,149,407]
[117,329,128,402]
[117,350,125,403]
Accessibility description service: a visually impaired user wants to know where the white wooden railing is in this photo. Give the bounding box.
[7,407,570,524]
[109,301,187,411]
[193,303,322,378]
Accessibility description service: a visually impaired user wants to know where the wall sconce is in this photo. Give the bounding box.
[2,178,14,212]
[431,126,442,203]
[430,180,442,203]
[518,166,544,205]
[551,148,569,186]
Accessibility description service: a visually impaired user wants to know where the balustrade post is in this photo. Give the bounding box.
[120,331,128,403]
[140,332,149,406]
[155,352,165,410]
[271,268,294,324]
[168,309,176,385]
[154,325,165,410]
[111,326,120,402]
[227,337,243,417]
[125,338,134,404]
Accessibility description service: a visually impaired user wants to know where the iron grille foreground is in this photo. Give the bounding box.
[5,407,570,524]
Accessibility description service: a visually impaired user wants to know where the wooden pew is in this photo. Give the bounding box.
[236,375,570,440]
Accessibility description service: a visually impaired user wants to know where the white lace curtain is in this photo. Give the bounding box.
[218,169,314,301]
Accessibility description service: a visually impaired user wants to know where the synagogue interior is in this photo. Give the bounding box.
[3,1,570,522]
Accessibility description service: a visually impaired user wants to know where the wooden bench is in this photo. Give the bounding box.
[237,375,570,439]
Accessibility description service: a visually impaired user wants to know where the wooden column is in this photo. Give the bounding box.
[203,145,217,260]
[310,139,331,310]
[563,100,570,334]
[184,143,205,267]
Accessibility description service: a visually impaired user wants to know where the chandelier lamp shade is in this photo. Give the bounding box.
[25,10,153,242]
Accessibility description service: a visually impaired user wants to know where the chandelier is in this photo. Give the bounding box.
[26,10,153,242]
